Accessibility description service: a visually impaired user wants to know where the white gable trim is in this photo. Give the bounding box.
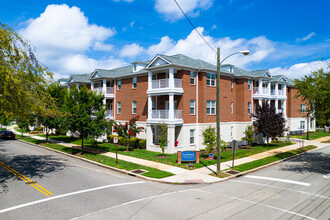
[263,70,272,78]
[146,55,171,68]
[89,70,104,79]
[67,76,74,83]
[278,76,288,82]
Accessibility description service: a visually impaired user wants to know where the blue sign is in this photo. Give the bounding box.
[182,151,196,162]
[209,153,214,160]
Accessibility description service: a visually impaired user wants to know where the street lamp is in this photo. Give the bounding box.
[216,48,250,176]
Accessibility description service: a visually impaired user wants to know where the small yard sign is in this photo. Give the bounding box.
[208,153,214,160]
[181,151,196,162]
[113,137,118,144]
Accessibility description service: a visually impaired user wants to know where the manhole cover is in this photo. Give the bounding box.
[226,170,240,175]
[131,169,148,174]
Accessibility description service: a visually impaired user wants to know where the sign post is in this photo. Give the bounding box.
[232,140,238,168]
[113,137,118,165]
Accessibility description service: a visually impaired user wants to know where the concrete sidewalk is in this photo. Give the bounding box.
[8,125,329,184]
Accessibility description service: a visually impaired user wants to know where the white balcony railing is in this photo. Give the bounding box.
[106,87,113,94]
[271,89,275,95]
[262,87,268,94]
[278,90,284,96]
[106,110,113,118]
[96,87,103,93]
[150,110,183,120]
[253,87,259,94]
[151,78,183,89]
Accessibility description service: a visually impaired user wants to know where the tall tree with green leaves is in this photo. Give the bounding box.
[66,86,107,151]
[294,64,330,126]
[158,123,168,155]
[0,23,53,118]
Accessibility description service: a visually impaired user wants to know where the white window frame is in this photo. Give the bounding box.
[300,121,305,130]
[190,100,195,115]
[117,102,121,114]
[231,79,234,89]
[300,104,306,113]
[231,126,233,138]
[190,129,195,144]
[248,79,251,90]
[117,80,121,90]
[207,73,216,86]
[152,100,156,110]
[231,102,233,114]
[132,77,137,89]
[133,64,137,71]
[248,102,251,114]
[190,72,195,85]
[207,100,216,115]
[132,101,137,114]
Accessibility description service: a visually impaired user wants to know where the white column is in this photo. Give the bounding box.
[267,99,270,105]
[76,83,79,91]
[267,81,271,95]
[148,95,152,120]
[148,71,152,90]
[258,79,262,94]
[283,100,287,118]
[167,125,175,153]
[283,84,287,97]
[113,80,116,119]
[259,99,262,107]
[103,98,106,105]
[169,93,174,120]
[169,67,174,88]
[91,81,94,91]
[275,83,278,96]
[146,124,153,151]
[103,79,106,94]
[275,99,278,113]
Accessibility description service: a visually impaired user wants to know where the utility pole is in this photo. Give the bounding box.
[216,47,221,176]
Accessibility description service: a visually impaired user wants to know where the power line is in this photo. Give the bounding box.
[173,0,217,54]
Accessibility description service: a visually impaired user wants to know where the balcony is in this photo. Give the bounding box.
[253,87,269,95]
[94,87,114,98]
[105,110,113,119]
[148,109,183,124]
[148,78,183,94]
[278,90,284,96]
[271,89,275,95]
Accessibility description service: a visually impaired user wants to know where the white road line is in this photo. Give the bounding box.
[71,189,195,219]
[245,175,311,186]
[229,180,329,200]
[221,194,316,220]
[0,181,145,214]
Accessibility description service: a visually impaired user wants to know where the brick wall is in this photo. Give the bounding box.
[235,79,252,122]
[287,87,307,118]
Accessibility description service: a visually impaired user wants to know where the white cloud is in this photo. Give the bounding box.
[297,32,315,42]
[155,0,213,21]
[120,43,144,57]
[211,24,217,30]
[270,59,329,79]
[93,42,113,52]
[146,27,275,68]
[130,21,135,27]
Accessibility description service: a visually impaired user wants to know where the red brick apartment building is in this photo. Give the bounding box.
[63,54,314,153]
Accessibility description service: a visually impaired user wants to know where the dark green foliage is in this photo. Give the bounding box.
[158,123,168,155]
[242,125,255,145]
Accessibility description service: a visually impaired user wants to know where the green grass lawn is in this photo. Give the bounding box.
[232,145,317,172]
[14,127,27,134]
[16,136,173,179]
[34,134,295,169]
[291,131,329,140]
[321,139,330,143]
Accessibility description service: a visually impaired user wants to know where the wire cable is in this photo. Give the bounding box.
[173,0,217,54]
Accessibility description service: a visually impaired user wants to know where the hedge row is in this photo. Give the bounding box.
[107,135,146,149]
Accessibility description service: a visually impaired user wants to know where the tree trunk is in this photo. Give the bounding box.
[81,136,84,151]
[46,127,49,143]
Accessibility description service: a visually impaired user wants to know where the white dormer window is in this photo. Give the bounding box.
[230,66,233,73]
[133,64,137,71]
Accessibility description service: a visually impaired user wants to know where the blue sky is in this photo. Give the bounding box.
[1,0,329,79]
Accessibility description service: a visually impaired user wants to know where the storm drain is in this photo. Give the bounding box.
[226,170,240,175]
[131,169,148,174]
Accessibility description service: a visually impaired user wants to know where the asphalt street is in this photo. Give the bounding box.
[0,139,329,220]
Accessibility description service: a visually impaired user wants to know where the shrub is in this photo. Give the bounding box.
[118,137,128,146]
[107,134,118,143]
[242,125,255,145]
[36,126,44,131]
[29,131,43,134]
[138,139,146,149]
[129,137,139,148]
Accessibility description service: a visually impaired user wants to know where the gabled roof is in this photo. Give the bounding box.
[67,73,92,83]
[90,65,148,79]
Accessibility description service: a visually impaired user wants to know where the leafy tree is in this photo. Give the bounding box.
[113,115,144,151]
[158,123,168,155]
[17,113,36,133]
[242,125,255,145]
[66,86,107,151]
[202,126,228,154]
[0,114,12,129]
[0,23,53,118]
[294,64,330,126]
[253,102,286,145]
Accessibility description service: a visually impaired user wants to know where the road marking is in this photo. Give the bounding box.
[245,175,311,186]
[71,189,195,219]
[0,161,53,196]
[0,181,145,214]
[221,194,316,220]
[229,180,329,200]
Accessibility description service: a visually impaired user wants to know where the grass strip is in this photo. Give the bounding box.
[291,131,329,140]
[16,136,173,179]
[321,139,330,143]
[232,145,317,172]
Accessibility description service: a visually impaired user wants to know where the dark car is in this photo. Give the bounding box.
[0,130,15,140]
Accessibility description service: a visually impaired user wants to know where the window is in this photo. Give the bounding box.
[132,77,137,88]
[300,121,305,130]
[207,73,216,86]
[190,100,195,115]
[231,126,233,138]
[132,101,137,114]
[300,104,306,113]
[248,79,251,90]
[117,80,121,90]
[190,129,195,144]
[117,102,121,114]
[207,100,216,115]
[248,102,251,114]
[133,64,137,71]
[231,102,233,113]
[152,100,156,110]
[190,72,195,85]
[152,74,156,80]
[231,79,234,88]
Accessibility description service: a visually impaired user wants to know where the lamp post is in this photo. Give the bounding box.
[216,48,250,176]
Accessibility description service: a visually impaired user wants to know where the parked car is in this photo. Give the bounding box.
[0,131,15,140]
